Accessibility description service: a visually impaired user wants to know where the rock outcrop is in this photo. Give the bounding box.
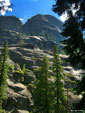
[0,47,84,112]
[0,14,66,44]
[23,14,65,42]
[0,16,23,32]
[3,59,35,113]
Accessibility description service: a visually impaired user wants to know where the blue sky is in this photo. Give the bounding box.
[5,0,60,23]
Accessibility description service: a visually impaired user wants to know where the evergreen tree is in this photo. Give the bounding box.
[52,45,67,113]
[0,41,9,113]
[45,33,50,40]
[75,75,85,110]
[53,0,85,109]
[33,56,50,113]
[40,42,43,50]
[53,0,85,68]
[20,40,24,48]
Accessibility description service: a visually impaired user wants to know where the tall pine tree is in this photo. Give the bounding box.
[0,41,9,113]
[52,45,67,113]
[33,55,50,113]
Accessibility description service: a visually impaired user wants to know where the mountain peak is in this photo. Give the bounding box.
[0,16,23,32]
[23,14,64,42]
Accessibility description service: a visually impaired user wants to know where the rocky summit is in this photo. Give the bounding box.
[23,14,65,42]
[0,16,23,32]
[0,14,66,44]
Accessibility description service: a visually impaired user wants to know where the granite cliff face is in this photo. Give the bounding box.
[0,16,23,32]
[1,46,83,113]
[23,14,65,42]
[0,14,65,43]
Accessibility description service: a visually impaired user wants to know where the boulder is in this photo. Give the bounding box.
[5,80,32,112]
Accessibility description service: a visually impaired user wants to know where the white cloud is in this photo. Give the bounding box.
[0,0,12,15]
[4,0,10,5]
[1,9,6,15]
[60,12,68,22]
[0,0,3,1]
[60,4,80,22]
[19,18,24,22]
[8,7,12,11]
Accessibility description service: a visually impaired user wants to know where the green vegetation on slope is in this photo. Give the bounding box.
[0,42,9,113]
